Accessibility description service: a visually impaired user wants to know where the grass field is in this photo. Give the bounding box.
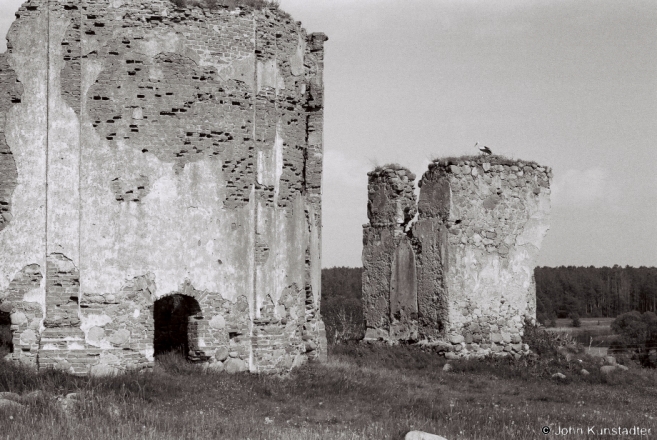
[1,331,657,440]
[545,318,619,351]
[551,317,616,329]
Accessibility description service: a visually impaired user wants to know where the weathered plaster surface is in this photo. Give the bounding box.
[0,2,48,293]
[0,1,50,367]
[1,0,327,374]
[362,157,551,358]
[47,3,80,262]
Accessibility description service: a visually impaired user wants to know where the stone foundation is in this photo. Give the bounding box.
[0,0,327,374]
[362,157,551,358]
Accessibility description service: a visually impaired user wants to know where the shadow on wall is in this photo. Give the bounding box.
[0,309,11,353]
[154,294,202,359]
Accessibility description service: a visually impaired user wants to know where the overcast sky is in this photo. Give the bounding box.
[2,0,656,269]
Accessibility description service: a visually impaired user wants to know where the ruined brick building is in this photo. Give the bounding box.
[362,157,551,358]
[0,0,327,374]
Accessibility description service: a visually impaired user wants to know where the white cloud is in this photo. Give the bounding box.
[551,167,619,208]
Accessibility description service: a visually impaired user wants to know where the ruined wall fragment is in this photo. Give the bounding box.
[0,0,49,368]
[0,0,327,375]
[362,165,418,341]
[426,157,551,357]
[0,54,23,233]
[363,156,551,358]
[1,265,43,367]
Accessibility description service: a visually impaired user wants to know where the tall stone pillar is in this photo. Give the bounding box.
[362,165,417,341]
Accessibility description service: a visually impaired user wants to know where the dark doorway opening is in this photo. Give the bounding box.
[153,294,202,359]
[0,308,12,354]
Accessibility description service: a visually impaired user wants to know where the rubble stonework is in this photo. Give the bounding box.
[362,165,419,342]
[0,0,327,374]
[362,157,551,358]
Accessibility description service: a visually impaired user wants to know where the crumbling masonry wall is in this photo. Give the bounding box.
[362,157,551,358]
[0,0,327,374]
[361,166,418,342]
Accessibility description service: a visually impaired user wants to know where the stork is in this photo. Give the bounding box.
[474,142,492,155]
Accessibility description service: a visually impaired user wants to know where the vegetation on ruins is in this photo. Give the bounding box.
[167,0,280,10]
[370,162,415,176]
[431,154,540,167]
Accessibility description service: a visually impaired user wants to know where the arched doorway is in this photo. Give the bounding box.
[153,294,203,360]
[0,308,12,354]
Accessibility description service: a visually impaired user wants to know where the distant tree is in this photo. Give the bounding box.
[569,312,581,328]
[611,311,656,346]
[546,310,557,328]
[321,267,365,344]
[611,310,657,367]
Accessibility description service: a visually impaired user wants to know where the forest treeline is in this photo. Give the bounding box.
[321,267,364,343]
[321,266,657,331]
[535,266,657,320]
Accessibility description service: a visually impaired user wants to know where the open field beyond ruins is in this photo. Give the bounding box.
[546,318,618,354]
[2,340,657,440]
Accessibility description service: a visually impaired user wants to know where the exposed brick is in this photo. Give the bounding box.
[0,54,23,232]
[1,0,327,375]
